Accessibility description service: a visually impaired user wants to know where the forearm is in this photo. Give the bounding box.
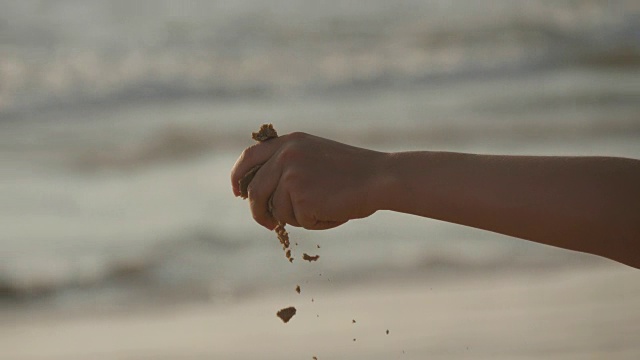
[377,151,640,268]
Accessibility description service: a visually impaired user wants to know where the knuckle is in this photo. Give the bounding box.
[250,204,270,228]
[276,132,312,164]
[249,192,275,229]
[282,168,302,183]
[278,145,303,163]
[238,147,250,163]
[287,131,308,141]
[291,198,316,229]
[232,148,253,181]
[247,186,263,203]
[272,197,300,228]
[239,144,258,164]
[299,216,316,230]
[251,209,262,223]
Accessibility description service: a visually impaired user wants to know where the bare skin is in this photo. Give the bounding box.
[231,132,640,269]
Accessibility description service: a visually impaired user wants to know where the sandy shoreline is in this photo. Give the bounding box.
[1,264,638,360]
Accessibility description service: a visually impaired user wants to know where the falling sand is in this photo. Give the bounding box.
[238,124,293,263]
[276,307,297,323]
[303,253,320,262]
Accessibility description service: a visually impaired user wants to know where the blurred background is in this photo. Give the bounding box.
[1,1,639,359]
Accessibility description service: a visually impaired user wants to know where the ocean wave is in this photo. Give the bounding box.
[0,229,251,303]
[0,230,600,309]
[62,117,640,172]
[0,0,637,117]
[74,126,228,171]
[0,251,154,300]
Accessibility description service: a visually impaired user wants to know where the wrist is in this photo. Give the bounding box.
[368,152,405,213]
[371,151,444,216]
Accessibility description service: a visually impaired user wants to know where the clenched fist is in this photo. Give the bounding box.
[231,132,389,230]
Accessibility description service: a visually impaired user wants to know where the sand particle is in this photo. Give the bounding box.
[295,285,301,294]
[276,307,297,323]
[251,123,278,141]
[303,253,320,262]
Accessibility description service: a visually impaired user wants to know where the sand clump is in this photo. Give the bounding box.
[276,306,297,323]
[303,253,320,262]
[278,224,293,263]
[251,124,278,141]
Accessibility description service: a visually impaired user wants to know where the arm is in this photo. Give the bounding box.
[230,132,640,269]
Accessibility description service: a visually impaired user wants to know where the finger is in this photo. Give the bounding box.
[230,135,288,197]
[271,184,300,227]
[290,191,348,230]
[289,199,323,230]
[247,154,282,230]
[292,202,347,230]
[313,220,347,230]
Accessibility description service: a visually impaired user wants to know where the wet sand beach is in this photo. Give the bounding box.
[1,264,638,360]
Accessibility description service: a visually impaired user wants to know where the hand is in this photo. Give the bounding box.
[231,132,388,230]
